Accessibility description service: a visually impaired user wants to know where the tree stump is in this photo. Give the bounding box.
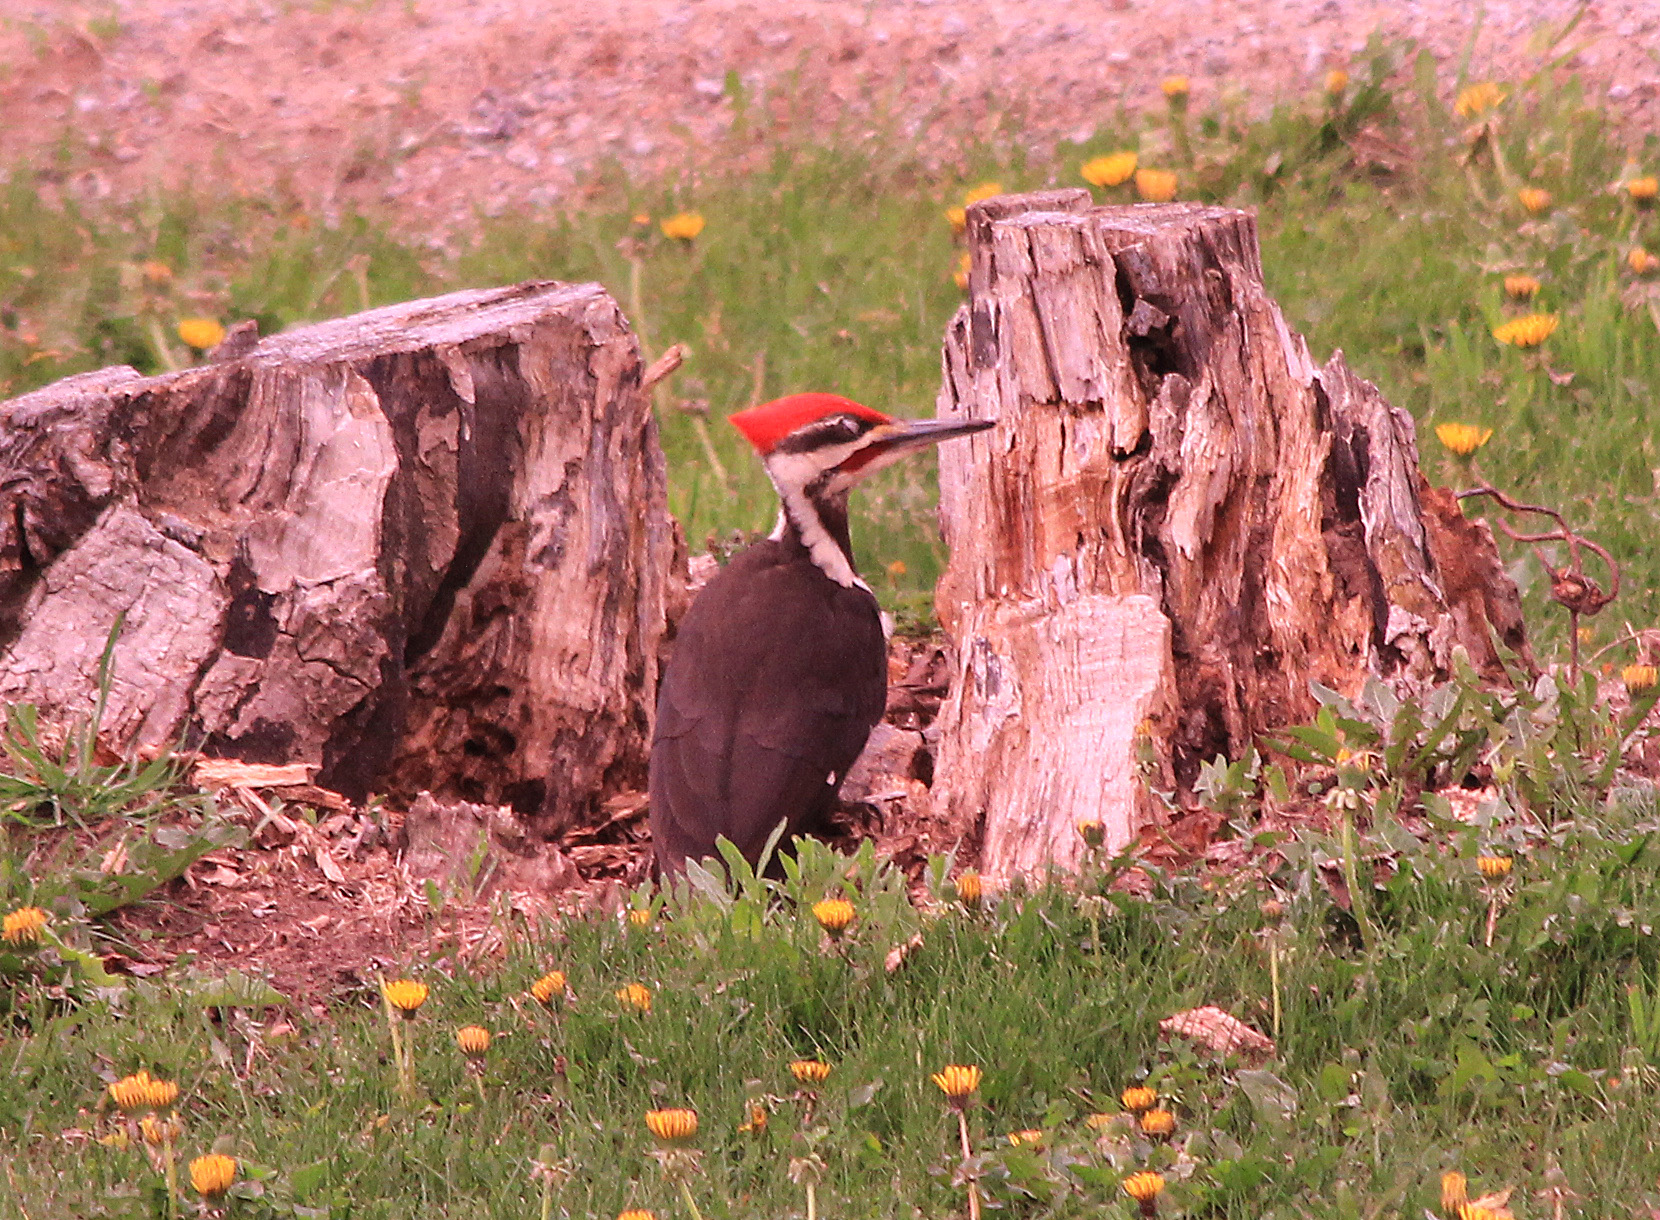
[932,194,1530,880]
[0,281,673,838]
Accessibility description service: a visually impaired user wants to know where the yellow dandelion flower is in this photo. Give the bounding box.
[631,213,651,226]
[1161,75,1189,100]
[618,1211,658,1220]
[1503,274,1540,299]
[885,559,907,578]
[2,906,47,946]
[645,1107,699,1143]
[790,1059,832,1085]
[1434,422,1493,457]
[1441,1171,1469,1211]
[944,205,968,234]
[1007,1128,1043,1147]
[177,317,226,351]
[189,1153,237,1199]
[1622,664,1658,693]
[952,251,971,291]
[1492,313,1557,347]
[930,1063,982,1101]
[1459,1207,1498,1220]
[1626,176,1658,202]
[383,979,429,1017]
[1516,187,1551,213]
[812,898,855,935]
[108,1071,157,1114]
[660,212,706,241]
[140,259,173,286]
[954,870,983,906]
[1629,248,1659,275]
[1121,1085,1157,1112]
[963,181,1003,207]
[529,971,566,1007]
[1476,856,1513,880]
[1081,151,1138,188]
[1325,68,1349,95]
[144,1077,179,1110]
[1455,82,1505,118]
[1084,1111,1115,1130]
[1139,1107,1177,1136]
[1135,169,1179,203]
[455,1025,491,1057]
[627,907,653,929]
[1076,817,1106,848]
[617,983,652,1013]
[1122,1170,1165,1202]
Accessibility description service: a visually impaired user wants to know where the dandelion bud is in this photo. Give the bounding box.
[645,1107,699,1144]
[189,1154,237,1199]
[529,971,566,1007]
[812,898,855,936]
[790,1059,832,1085]
[383,979,429,1017]
[2,906,47,946]
[1120,1084,1157,1112]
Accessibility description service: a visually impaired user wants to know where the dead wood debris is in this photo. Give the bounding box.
[1159,1005,1276,1063]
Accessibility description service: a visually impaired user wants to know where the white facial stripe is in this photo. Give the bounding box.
[763,448,870,591]
[763,443,865,490]
[772,477,870,591]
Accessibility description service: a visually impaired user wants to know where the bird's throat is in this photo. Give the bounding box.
[770,484,868,592]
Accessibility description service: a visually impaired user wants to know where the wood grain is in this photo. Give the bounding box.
[933,198,1530,878]
[0,281,672,839]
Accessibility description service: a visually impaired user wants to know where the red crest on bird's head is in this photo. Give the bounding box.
[728,393,892,455]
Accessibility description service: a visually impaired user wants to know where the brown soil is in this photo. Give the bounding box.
[4,1,1657,241]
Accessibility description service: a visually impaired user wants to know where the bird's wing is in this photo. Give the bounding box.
[650,549,886,870]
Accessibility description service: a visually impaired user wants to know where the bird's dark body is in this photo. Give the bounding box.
[649,533,888,874]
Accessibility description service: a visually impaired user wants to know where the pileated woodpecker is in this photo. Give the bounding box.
[649,392,992,875]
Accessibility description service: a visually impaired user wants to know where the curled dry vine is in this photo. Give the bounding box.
[1456,483,1620,682]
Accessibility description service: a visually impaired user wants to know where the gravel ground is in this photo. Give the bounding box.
[2,1,1657,238]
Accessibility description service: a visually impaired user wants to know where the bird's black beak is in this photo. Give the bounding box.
[864,415,995,455]
[829,414,994,485]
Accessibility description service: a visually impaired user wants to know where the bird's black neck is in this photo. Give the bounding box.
[776,484,861,585]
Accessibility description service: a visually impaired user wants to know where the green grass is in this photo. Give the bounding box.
[5,643,1660,1217]
[2,39,1656,637]
[8,803,1660,1219]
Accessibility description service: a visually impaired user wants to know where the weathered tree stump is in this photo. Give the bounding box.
[0,281,673,838]
[932,194,1530,880]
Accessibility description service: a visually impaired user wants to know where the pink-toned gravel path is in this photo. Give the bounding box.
[2,1,1655,237]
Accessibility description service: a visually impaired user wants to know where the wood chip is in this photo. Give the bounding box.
[883,932,924,973]
[1159,1005,1276,1062]
[194,760,317,788]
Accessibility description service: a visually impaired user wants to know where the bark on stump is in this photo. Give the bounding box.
[932,194,1530,881]
[0,281,672,838]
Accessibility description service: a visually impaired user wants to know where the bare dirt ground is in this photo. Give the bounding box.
[3,1,1658,241]
[9,0,1660,1001]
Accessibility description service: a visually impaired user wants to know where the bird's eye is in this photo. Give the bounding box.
[774,412,875,455]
